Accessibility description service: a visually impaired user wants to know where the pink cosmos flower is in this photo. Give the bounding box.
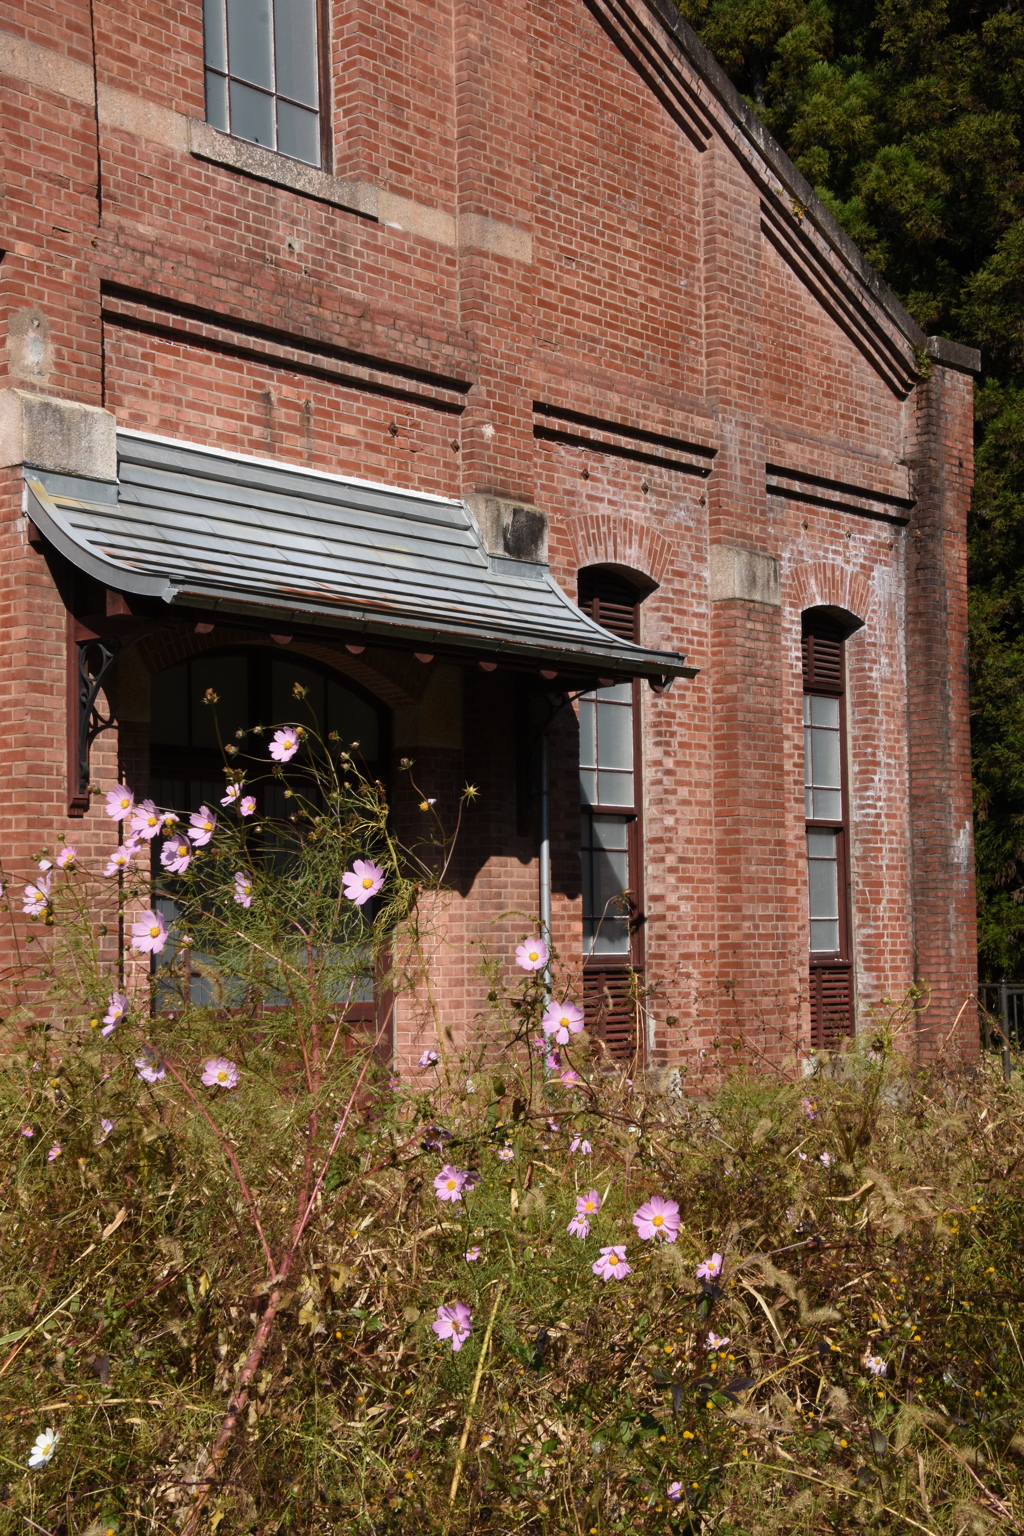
[240,795,256,816]
[220,783,242,807]
[55,846,76,869]
[559,1069,580,1086]
[342,859,385,905]
[515,936,548,972]
[103,846,134,877]
[863,1354,887,1377]
[633,1195,681,1243]
[101,991,128,1036]
[541,999,585,1045]
[160,836,192,875]
[269,727,300,762]
[696,1252,723,1281]
[97,1118,114,1144]
[706,1332,731,1350]
[21,1126,34,1137]
[105,784,134,821]
[577,1189,602,1217]
[432,1301,472,1352]
[135,1053,167,1084]
[464,1247,482,1262]
[569,1136,592,1154]
[497,1145,514,1162]
[567,1215,590,1239]
[433,1165,467,1203]
[802,1097,819,1120]
[47,1144,61,1162]
[592,1246,631,1282]
[418,1050,439,1068]
[37,859,52,872]
[201,1057,239,1090]
[545,1050,561,1071]
[819,1152,832,1167]
[161,811,179,831]
[668,1482,683,1503]
[189,806,216,846]
[130,800,164,841]
[22,873,51,918]
[130,910,168,954]
[233,871,253,907]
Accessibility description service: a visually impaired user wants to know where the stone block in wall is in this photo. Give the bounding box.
[709,543,780,606]
[0,390,117,482]
[466,494,548,564]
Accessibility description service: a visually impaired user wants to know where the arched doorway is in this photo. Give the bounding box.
[146,646,390,1033]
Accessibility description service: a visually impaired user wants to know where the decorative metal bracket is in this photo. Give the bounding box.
[76,636,125,800]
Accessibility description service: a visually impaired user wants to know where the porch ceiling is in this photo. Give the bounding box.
[25,431,695,685]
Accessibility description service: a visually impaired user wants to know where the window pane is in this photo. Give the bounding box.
[204,0,227,70]
[192,654,249,747]
[806,827,838,859]
[810,725,840,787]
[277,100,320,165]
[151,662,189,747]
[578,697,597,769]
[227,0,274,88]
[274,0,319,106]
[591,815,629,851]
[229,79,276,147]
[810,695,839,728]
[812,787,842,820]
[596,769,634,807]
[810,918,840,951]
[596,698,633,771]
[804,725,813,785]
[586,917,630,955]
[205,69,229,130]
[803,695,811,726]
[808,856,838,918]
[581,813,631,955]
[579,768,597,806]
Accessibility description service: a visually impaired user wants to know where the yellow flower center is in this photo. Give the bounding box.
[560,1015,570,1027]
[608,1254,619,1265]
[119,797,129,808]
[147,816,157,826]
[217,1072,228,1082]
[362,876,373,889]
[284,737,294,749]
[653,1215,663,1226]
[149,925,160,938]
[528,950,539,961]
[446,1180,457,1191]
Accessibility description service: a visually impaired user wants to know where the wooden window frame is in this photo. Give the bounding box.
[577,569,648,1060]
[802,614,854,1047]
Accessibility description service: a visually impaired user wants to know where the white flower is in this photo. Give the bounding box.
[28,1427,59,1467]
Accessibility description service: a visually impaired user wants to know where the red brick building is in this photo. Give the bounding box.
[0,0,979,1068]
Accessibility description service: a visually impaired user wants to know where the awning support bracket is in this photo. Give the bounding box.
[75,636,125,806]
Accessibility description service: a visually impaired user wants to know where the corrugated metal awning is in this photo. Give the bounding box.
[24,431,695,683]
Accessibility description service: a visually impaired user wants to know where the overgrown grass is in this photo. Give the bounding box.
[0,717,1021,1533]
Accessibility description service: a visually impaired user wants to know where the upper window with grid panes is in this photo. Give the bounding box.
[203,0,323,167]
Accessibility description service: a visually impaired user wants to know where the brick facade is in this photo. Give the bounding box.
[0,0,979,1068]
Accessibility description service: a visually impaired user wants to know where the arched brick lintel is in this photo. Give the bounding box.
[787,561,871,628]
[567,513,673,590]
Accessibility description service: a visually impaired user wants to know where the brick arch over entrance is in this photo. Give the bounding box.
[568,513,673,590]
[787,562,870,626]
[133,627,418,709]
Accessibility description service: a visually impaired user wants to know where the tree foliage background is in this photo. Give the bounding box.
[676,0,1024,980]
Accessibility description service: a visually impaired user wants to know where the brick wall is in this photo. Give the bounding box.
[0,0,978,1063]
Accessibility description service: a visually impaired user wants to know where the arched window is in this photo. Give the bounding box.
[577,568,648,1060]
[803,612,854,1046]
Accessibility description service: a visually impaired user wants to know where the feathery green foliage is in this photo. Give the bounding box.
[677,0,1024,978]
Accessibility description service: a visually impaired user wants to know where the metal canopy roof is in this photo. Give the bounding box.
[24,431,695,684]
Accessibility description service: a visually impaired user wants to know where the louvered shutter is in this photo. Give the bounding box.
[583,966,640,1060]
[578,568,640,642]
[809,964,853,1048]
[802,617,845,693]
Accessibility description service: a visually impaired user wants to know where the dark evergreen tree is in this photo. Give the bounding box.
[678,0,1024,978]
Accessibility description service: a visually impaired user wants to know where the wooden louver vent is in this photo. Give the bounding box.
[809,965,853,1049]
[578,568,640,642]
[583,966,640,1061]
[802,618,845,694]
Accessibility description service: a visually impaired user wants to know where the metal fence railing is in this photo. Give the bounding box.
[978,982,1024,1076]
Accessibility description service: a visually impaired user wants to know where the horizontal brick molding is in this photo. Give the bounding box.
[0,390,116,481]
[534,402,717,475]
[709,544,781,606]
[766,463,913,526]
